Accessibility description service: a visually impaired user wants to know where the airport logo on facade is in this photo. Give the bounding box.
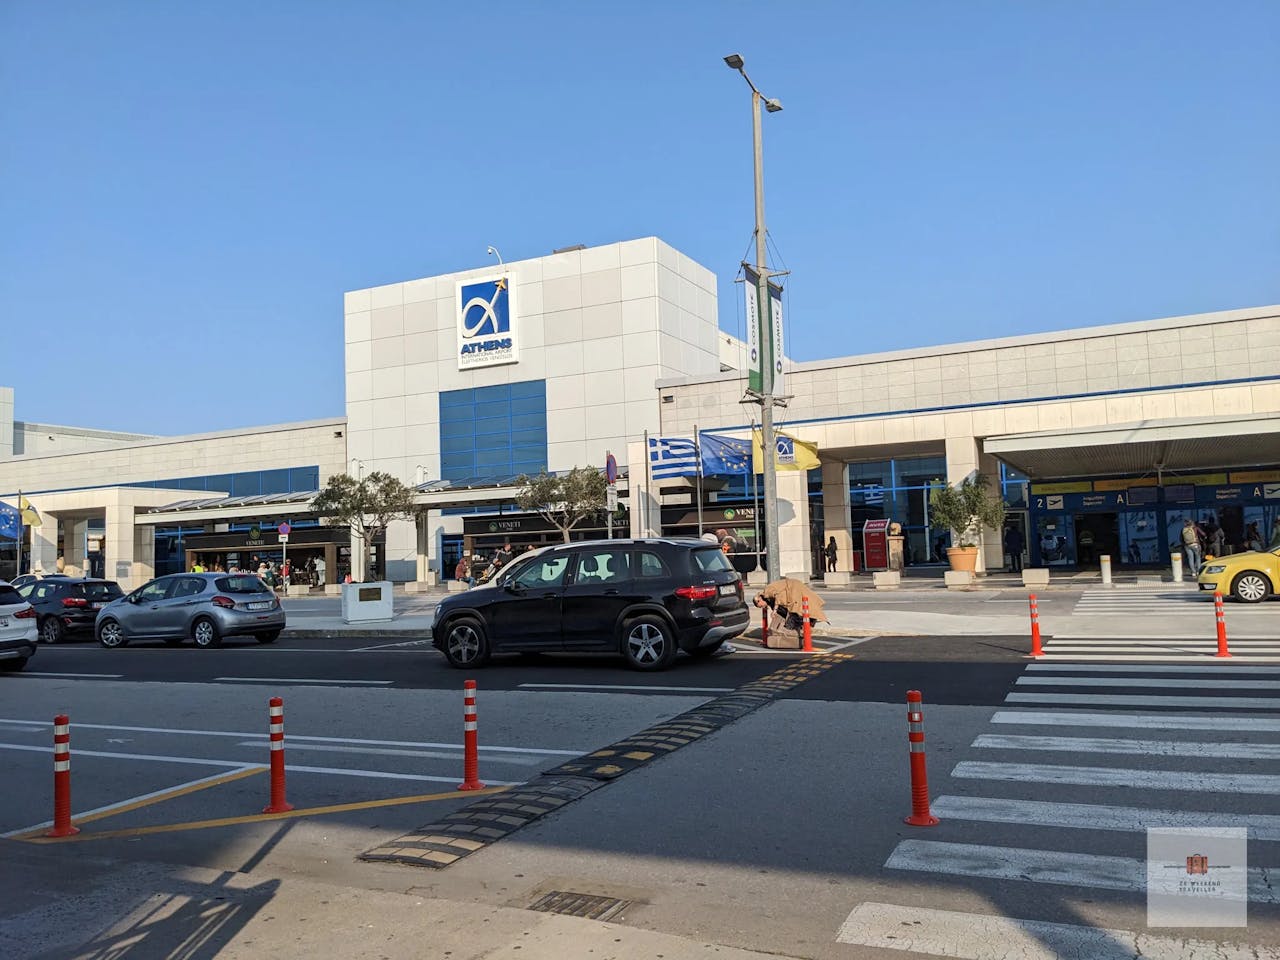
[457,274,519,370]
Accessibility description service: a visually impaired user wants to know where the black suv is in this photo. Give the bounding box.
[431,538,749,671]
[19,578,124,644]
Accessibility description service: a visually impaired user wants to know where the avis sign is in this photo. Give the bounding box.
[457,274,519,370]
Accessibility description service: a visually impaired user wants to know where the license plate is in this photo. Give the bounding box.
[247,601,273,611]
[718,584,736,596]
[0,618,8,628]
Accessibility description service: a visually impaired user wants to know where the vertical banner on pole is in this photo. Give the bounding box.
[769,280,784,394]
[743,265,763,394]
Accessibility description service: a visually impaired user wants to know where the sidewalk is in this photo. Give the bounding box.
[3,845,803,960]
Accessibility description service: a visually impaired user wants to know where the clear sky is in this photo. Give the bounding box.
[3,1,1277,435]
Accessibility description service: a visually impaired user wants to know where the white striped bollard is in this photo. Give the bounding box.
[46,714,79,837]
[262,696,293,813]
[903,690,939,827]
[458,679,485,791]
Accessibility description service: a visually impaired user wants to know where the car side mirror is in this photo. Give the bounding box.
[505,580,525,594]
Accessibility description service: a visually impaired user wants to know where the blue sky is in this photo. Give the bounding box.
[3,1,1277,435]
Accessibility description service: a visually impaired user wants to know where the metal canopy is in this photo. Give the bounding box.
[983,414,1280,480]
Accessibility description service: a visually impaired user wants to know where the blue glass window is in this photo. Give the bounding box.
[439,380,548,482]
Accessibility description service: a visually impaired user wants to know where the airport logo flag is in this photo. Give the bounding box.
[700,432,752,476]
[648,436,700,480]
[752,431,820,473]
[18,495,41,528]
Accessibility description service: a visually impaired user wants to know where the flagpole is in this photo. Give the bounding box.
[643,429,652,537]
[694,424,704,537]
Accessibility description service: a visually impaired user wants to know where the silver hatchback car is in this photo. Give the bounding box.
[95,573,286,648]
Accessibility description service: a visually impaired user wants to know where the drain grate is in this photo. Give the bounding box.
[528,890,630,922]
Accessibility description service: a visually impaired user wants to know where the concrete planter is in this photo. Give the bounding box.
[341,580,394,624]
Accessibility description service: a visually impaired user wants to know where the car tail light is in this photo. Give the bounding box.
[14,606,36,619]
[675,585,718,601]
[61,597,89,608]
[211,595,236,609]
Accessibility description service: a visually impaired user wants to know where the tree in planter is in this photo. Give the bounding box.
[310,471,417,582]
[516,467,607,543]
[928,473,1006,558]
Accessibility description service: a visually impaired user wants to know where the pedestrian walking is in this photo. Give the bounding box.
[1004,525,1024,573]
[1180,519,1203,576]
[824,536,838,572]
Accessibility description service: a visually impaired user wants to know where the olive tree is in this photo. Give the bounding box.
[311,471,417,581]
[515,467,607,543]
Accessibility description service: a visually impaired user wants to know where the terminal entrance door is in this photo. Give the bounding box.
[1072,512,1119,567]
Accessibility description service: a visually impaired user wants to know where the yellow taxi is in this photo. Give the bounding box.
[1197,548,1280,602]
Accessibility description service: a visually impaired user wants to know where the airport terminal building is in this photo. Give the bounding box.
[2,237,1278,589]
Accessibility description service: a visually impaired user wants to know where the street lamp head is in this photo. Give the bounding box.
[723,53,744,70]
[764,98,783,113]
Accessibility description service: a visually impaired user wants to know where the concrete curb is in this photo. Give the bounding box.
[281,628,432,640]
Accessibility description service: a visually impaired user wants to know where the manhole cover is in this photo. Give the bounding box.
[528,891,630,922]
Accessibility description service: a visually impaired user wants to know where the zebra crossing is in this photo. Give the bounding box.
[836,661,1280,959]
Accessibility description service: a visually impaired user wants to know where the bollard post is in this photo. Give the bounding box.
[760,605,769,648]
[802,595,813,652]
[46,714,79,837]
[262,697,293,813]
[458,679,485,791]
[1100,555,1112,585]
[1027,593,1044,658]
[903,691,939,827]
[1171,552,1183,583]
[1214,591,1231,658]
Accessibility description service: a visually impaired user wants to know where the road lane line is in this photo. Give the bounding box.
[2,766,265,839]
[1006,692,1280,709]
[886,839,1279,902]
[1033,655,1280,662]
[19,672,124,679]
[285,764,520,785]
[351,639,434,651]
[835,901,1272,960]
[0,718,586,754]
[990,710,1280,731]
[1026,663,1280,673]
[1016,675,1280,689]
[517,683,734,693]
[233,740,545,765]
[21,785,512,843]
[971,733,1280,759]
[953,760,1280,795]
[930,795,1280,840]
[0,743,259,768]
[212,677,394,685]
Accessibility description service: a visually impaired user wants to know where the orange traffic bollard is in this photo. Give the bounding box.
[46,714,79,838]
[458,680,485,791]
[802,595,813,652]
[903,691,939,827]
[1027,593,1044,658]
[1214,591,1232,658]
[262,697,293,813]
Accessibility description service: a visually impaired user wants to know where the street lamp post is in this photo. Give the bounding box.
[725,53,784,581]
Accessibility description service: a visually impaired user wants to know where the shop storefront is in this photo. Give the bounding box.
[177,524,374,585]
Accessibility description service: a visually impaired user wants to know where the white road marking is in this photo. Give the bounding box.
[517,683,733,693]
[930,795,1280,840]
[1034,654,1280,662]
[0,717,587,754]
[350,639,435,651]
[1006,691,1280,708]
[1016,675,1280,689]
[0,765,265,838]
[821,637,876,652]
[286,764,519,786]
[212,677,394,685]
[990,709,1280,732]
[971,733,1280,759]
[1026,662,1280,673]
[953,759,1280,795]
[0,742,256,768]
[835,901,1275,960]
[19,671,124,679]
[885,839,1279,902]
[233,740,545,765]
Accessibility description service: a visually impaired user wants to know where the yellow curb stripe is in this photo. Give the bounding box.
[24,784,510,843]
[8,766,268,840]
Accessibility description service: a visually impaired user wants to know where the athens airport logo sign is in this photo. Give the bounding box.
[457,274,519,370]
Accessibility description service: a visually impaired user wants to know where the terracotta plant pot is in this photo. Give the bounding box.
[946,546,979,573]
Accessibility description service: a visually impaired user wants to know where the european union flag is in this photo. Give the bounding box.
[0,501,19,542]
[700,432,751,476]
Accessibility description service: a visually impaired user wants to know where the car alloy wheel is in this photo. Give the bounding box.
[98,620,126,648]
[624,617,674,670]
[1233,572,1271,604]
[41,618,64,644]
[445,620,485,667]
[192,618,221,648]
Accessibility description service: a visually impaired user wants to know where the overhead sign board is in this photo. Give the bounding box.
[457,274,518,370]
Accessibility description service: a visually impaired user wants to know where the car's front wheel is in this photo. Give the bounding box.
[191,617,222,648]
[622,615,677,671]
[98,619,128,648]
[40,617,64,645]
[1232,571,1272,604]
[442,617,489,668]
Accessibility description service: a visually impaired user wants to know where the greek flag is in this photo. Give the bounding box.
[648,436,700,480]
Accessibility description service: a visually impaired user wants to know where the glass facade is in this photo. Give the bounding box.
[440,380,547,483]
[131,465,320,497]
[847,456,949,566]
